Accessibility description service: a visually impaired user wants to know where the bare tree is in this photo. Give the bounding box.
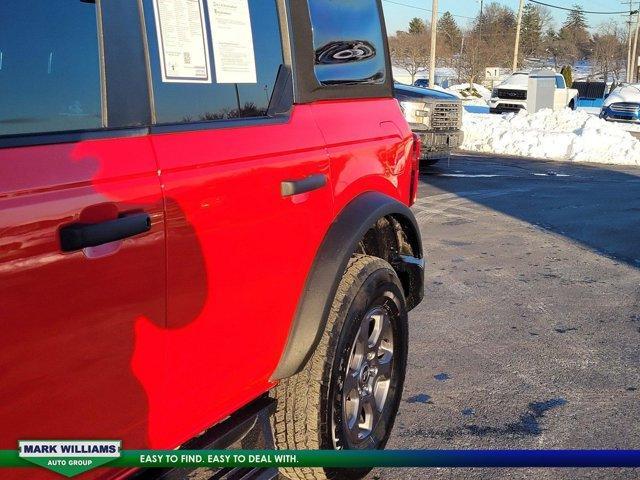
[389,3,626,86]
[457,3,517,83]
[593,21,626,82]
[389,31,430,84]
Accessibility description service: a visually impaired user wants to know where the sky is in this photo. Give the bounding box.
[382,0,636,34]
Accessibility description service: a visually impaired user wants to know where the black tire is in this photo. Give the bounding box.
[569,99,576,110]
[272,255,409,480]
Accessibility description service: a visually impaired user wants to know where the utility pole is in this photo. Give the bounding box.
[513,0,525,72]
[477,0,484,47]
[633,9,640,82]
[623,0,638,82]
[472,0,483,85]
[429,0,438,87]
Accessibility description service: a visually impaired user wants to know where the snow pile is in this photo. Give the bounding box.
[448,83,490,108]
[428,84,461,97]
[461,108,640,166]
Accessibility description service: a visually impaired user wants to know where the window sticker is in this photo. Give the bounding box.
[153,0,212,83]
[208,0,257,84]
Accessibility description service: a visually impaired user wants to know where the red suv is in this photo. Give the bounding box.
[0,1,424,479]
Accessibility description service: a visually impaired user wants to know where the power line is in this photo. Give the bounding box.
[384,0,636,19]
[381,0,475,20]
[527,0,637,15]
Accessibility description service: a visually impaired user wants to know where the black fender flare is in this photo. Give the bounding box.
[271,192,423,380]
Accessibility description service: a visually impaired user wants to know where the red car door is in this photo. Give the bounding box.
[0,2,166,478]
[139,0,333,446]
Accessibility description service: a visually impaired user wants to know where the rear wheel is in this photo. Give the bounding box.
[272,255,408,480]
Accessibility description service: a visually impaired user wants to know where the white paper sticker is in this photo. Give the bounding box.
[153,0,212,83]
[208,0,257,84]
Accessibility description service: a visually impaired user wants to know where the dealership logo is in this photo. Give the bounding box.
[19,440,121,477]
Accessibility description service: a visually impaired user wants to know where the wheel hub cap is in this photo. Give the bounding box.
[341,305,394,445]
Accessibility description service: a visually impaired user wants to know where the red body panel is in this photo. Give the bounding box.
[0,99,413,479]
[148,104,333,447]
[0,137,166,479]
[310,99,413,215]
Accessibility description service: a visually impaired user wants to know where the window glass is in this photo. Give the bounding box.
[144,0,284,125]
[308,0,385,85]
[556,76,566,89]
[0,0,102,136]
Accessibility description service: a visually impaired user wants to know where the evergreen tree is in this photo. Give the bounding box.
[558,4,591,61]
[408,17,426,35]
[560,65,573,87]
[437,11,462,53]
[563,4,588,31]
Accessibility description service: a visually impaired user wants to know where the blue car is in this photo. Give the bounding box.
[600,85,640,123]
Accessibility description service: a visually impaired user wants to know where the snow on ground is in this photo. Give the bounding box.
[461,108,640,166]
[448,83,492,101]
[448,83,490,111]
[619,122,640,132]
[577,106,601,116]
[429,84,461,97]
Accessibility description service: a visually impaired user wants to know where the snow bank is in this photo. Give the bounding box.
[461,108,640,166]
[448,83,492,101]
[428,84,461,97]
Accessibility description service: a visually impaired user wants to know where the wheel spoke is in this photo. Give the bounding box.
[373,377,391,412]
[375,359,392,380]
[375,311,394,363]
[343,369,359,395]
[362,393,380,428]
[358,315,371,349]
[344,390,360,433]
[368,310,385,348]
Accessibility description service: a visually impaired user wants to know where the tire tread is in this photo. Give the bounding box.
[272,255,394,480]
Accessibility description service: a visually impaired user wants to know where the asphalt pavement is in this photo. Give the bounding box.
[379,154,640,479]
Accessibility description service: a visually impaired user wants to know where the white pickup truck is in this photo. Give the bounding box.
[489,71,579,114]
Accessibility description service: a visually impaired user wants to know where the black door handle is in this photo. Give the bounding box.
[60,213,151,252]
[281,174,327,197]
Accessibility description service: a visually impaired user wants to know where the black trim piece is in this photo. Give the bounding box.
[287,0,394,103]
[149,114,290,135]
[101,0,152,128]
[95,0,108,127]
[267,65,295,117]
[281,173,327,197]
[271,192,423,380]
[130,396,278,480]
[60,213,151,252]
[0,128,149,149]
[137,0,158,125]
[391,253,425,311]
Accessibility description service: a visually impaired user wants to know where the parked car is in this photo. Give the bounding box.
[0,1,424,480]
[395,83,464,164]
[489,71,579,114]
[600,84,640,123]
[413,78,430,88]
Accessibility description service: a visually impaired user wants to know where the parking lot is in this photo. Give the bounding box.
[381,154,640,479]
